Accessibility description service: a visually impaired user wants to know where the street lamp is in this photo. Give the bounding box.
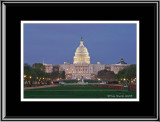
[29,76,32,86]
[24,75,27,85]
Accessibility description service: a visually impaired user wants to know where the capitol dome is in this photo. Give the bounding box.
[73,38,90,64]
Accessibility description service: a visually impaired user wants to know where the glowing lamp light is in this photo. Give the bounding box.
[24,75,27,78]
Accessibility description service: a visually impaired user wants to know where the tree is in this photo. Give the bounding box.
[24,63,36,86]
[59,71,65,80]
[51,70,59,80]
[32,63,49,85]
[32,63,45,71]
[24,63,51,87]
[33,68,44,85]
[97,70,115,82]
[115,64,136,84]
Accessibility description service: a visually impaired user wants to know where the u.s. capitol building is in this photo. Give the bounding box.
[44,38,130,80]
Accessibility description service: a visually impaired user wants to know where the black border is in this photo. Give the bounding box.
[1,1,159,121]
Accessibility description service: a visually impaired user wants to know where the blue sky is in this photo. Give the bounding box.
[24,23,136,65]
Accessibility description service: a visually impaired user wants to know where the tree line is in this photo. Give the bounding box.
[97,64,136,85]
[115,64,136,84]
[24,63,136,86]
[24,63,65,87]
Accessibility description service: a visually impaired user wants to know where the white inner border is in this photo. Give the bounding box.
[21,21,139,102]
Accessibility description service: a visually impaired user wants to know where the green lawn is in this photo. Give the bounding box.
[63,80,78,83]
[24,85,136,98]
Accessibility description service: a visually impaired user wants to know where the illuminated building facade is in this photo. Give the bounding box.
[44,38,130,79]
[59,38,105,79]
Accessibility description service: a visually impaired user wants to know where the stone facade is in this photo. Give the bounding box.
[43,64,53,73]
[110,64,130,74]
[59,63,105,80]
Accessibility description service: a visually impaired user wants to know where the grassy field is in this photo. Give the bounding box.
[24,85,136,98]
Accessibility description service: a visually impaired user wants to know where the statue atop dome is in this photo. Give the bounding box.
[81,37,83,41]
[80,37,84,46]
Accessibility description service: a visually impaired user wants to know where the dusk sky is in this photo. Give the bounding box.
[24,23,136,66]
